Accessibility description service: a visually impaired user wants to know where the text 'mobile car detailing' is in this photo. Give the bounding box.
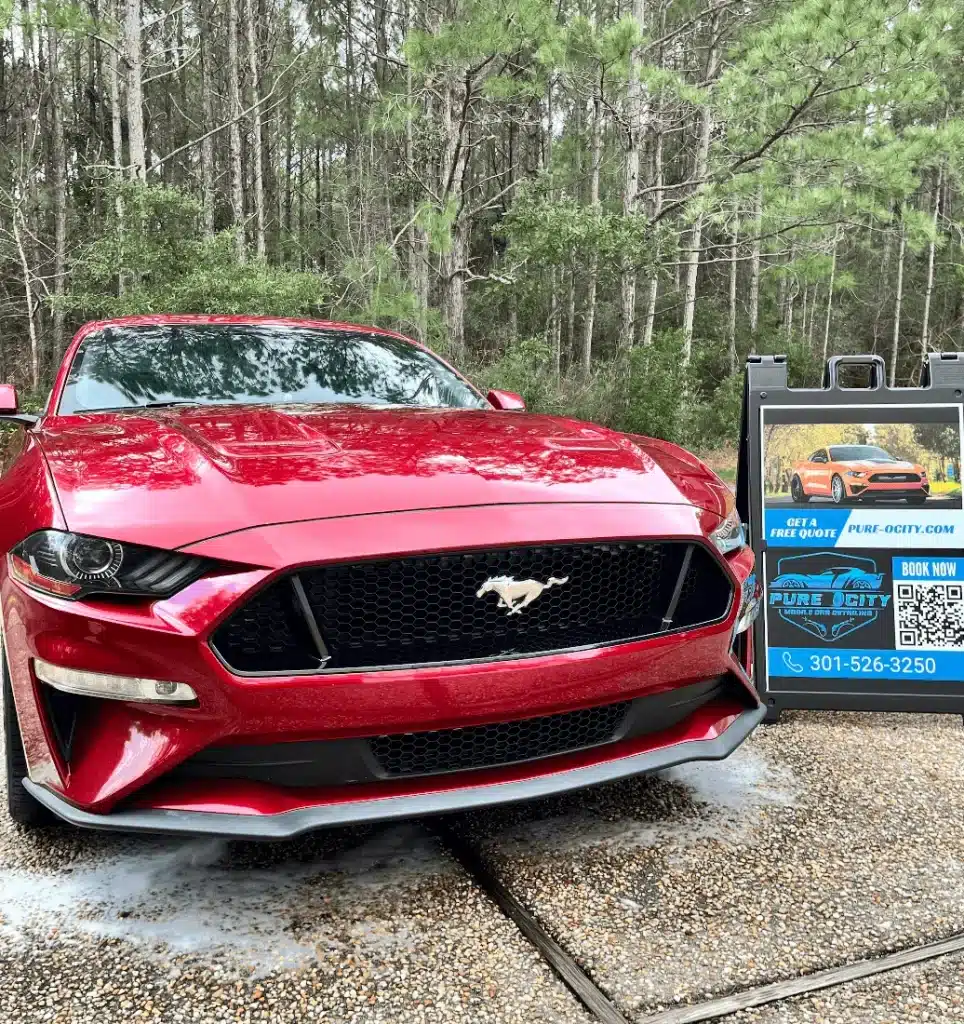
[762,403,964,690]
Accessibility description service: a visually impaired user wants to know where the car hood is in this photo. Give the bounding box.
[36,406,730,549]
[840,459,921,471]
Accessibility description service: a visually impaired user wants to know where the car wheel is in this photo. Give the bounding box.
[790,476,809,503]
[2,640,53,827]
[831,475,847,504]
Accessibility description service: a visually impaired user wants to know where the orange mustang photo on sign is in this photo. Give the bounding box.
[790,444,929,505]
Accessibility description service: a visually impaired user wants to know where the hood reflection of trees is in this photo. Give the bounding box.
[44,406,644,491]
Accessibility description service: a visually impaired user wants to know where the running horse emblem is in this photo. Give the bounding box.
[476,575,570,615]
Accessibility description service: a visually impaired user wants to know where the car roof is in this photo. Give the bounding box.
[73,314,413,343]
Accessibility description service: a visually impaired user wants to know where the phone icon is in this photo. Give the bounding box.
[782,651,804,673]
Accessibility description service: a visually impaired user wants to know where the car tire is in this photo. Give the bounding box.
[2,641,53,827]
[790,476,809,503]
[831,474,847,504]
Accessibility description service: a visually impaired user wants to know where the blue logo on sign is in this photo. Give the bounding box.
[769,551,891,642]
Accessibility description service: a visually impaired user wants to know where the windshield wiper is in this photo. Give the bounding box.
[137,400,204,410]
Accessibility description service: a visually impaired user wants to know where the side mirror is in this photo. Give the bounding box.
[487,388,526,412]
[0,385,38,427]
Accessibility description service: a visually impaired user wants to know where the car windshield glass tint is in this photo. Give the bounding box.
[828,446,893,462]
[59,324,487,414]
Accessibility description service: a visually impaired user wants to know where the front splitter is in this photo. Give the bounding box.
[24,705,764,840]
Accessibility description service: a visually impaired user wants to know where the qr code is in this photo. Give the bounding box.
[895,582,964,649]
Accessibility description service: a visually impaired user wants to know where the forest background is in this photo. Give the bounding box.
[2,0,963,473]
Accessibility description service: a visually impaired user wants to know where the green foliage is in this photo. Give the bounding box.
[334,244,447,349]
[60,185,333,321]
[503,180,666,271]
[477,331,731,451]
[617,332,693,443]
[10,0,964,476]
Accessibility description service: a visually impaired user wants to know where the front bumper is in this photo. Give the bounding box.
[848,481,928,498]
[23,704,764,838]
[3,502,760,831]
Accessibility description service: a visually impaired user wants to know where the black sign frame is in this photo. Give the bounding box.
[737,353,964,723]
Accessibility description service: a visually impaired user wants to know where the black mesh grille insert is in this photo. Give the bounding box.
[370,700,633,777]
[211,541,733,673]
[212,579,322,674]
[674,546,735,629]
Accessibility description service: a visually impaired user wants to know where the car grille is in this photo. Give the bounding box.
[210,542,733,674]
[370,700,633,777]
[869,473,920,483]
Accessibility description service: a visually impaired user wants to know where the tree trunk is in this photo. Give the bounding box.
[13,207,39,390]
[227,0,245,259]
[47,12,66,360]
[785,282,796,336]
[244,0,266,257]
[921,165,943,357]
[727,223,738,373]
[821,225,839,363]
[107,0,126,291]
[566,264,577,364]
[197,0,215,237]
[749,183,762,334]
[641,106,663,348]
[123,0,146,180]
[438,58,473,359]
[618,0,648,354]
[807,283,817,348]
[550,268,561,377]
[445,218,469,359]
[403,0,418,292]
[890,224,906,387]
[681,7,721,363]
[581,84,603,376]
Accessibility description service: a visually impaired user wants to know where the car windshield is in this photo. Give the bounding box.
[828,445,894,462]
[58,323,487,414]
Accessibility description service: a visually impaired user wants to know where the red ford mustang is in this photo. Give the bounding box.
[0,316,762,838]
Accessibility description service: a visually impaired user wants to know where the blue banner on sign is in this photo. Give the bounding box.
[764,509,851,547]
[765,507,964,549]
[893,556,964,580]
[768,647,964,681]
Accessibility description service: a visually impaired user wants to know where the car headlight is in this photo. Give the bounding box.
[9,530,210,600]
[733,571,761,635]
[710,509,746,556]
[846,471,866,478]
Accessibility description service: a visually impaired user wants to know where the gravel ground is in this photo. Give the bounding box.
[455,710,964,1019]
[732,951,964,1023]
[0,774,587,1023]
[2,709,963,1022]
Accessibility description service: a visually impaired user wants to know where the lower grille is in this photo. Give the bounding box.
[172,678,734,787]
[371,700,633,777]
[211,541,733,674]
[869,473,920,483]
